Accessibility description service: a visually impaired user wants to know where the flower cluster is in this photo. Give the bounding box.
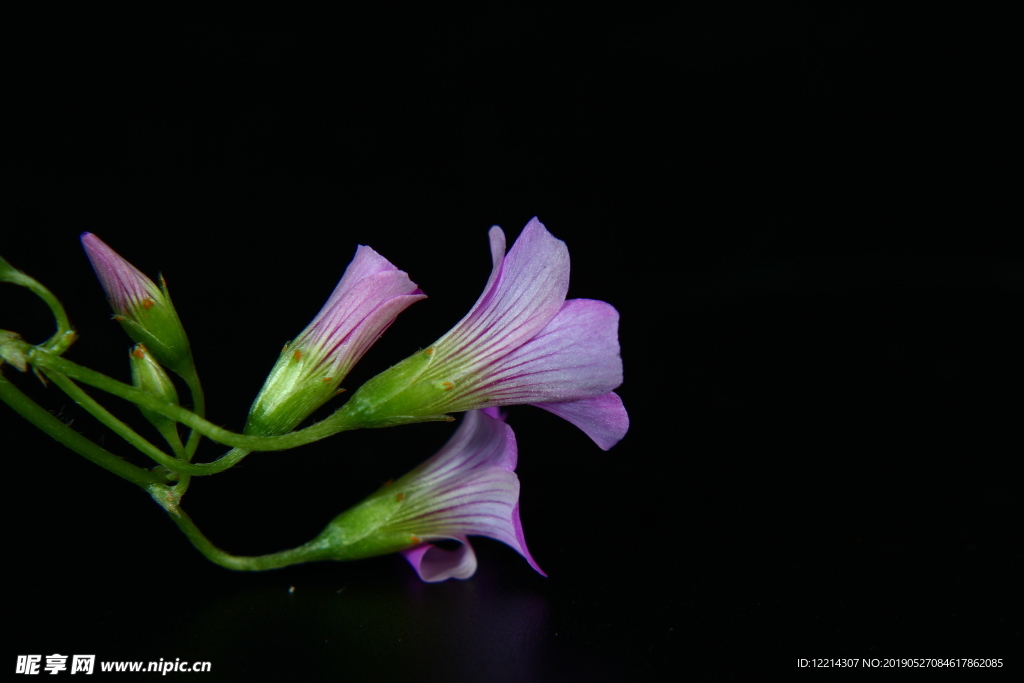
[317,218,627,579]
[79,218,625,581]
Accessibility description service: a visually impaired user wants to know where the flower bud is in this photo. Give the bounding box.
[128,343,182,450]
[81,233,196,381]
[244,245,424,436]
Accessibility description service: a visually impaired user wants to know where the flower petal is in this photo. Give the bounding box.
[438,217,570,365]
[80,232,163,314]
[302,268,426,375]
[534,391,629,450]
[455,298,622,408]
[401,537,478,582]
[386,410,544,577]
[510,501,546,576]
[314,245,424,325]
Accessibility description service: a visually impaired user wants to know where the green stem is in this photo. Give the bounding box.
[181,370,205,462]
[164,503,331,571]
[42,369,245,476]
[26,345,356,450]
[0,257,77,355]
[0,370,162,489]
[3,354,360,574]
[174,369,205,496]
[4,367,329,572]
[44,369,176,466]
[173,467,192,497]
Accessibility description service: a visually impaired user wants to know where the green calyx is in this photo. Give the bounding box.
[330,347,456,430]
[115,279,196,383]
[310,482,421,561]
[244,341,346,437]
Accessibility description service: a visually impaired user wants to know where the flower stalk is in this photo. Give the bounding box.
[0,372,164,490]
[18,343,349,460]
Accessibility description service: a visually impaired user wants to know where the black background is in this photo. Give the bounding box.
[4,6,1019,680]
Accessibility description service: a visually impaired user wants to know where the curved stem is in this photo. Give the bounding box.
[27,346,358,450]
[42,369,246,476]
[0,257,76,355]
[4,369,330,572]
[44,369,177,466]
[5,368,331,572]
[182,371,205,462]
[165,503,331,571]
[176,369,205,495]
[0,370,162,489]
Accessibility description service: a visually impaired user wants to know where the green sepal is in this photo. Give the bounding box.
[309,482,420,561]
[114,278,196,383]
[330,347,453,430]
[244,341,344,436]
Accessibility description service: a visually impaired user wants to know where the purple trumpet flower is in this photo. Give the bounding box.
[398,408,544,582]
[245,245,425,436]
[315,407,543,582]
[337,218,628,449]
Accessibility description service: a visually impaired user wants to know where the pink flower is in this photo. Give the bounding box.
[337,218,628,449]
[316,408,543,582]
[245,245,425,435]
[397,408,544,582]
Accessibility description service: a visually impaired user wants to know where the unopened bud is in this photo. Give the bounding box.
[129,343,182,449]
[81,233,196,381]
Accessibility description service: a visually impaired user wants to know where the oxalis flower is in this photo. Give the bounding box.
[245,246,425,436]
[81,233,196,380]
[311,408,543,582]
[334,218,628,449]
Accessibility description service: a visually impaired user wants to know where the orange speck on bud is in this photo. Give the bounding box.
[322,376,333,382]
[335,388,347,395]
[443,416,455,422]
[410,536,421,544]
[112,315,126,322]
[292,349,302,362]
[423,347,434,355]
[131,346,146,359]
[442,381,453,391]
[142,298,156,310]
[396,492,405,502]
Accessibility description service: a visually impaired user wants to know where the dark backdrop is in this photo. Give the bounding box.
[5,6,1018,679]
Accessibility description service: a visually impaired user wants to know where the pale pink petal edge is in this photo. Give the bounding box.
[534,392,629,450]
